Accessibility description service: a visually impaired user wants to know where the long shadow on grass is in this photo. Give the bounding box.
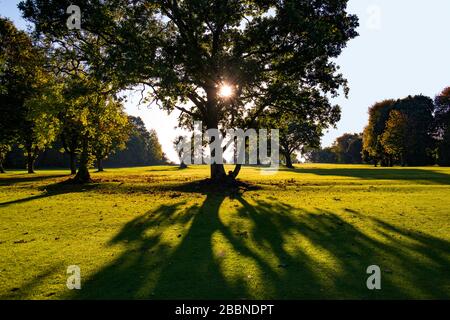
[0,173,68,186]
[283,167,450,185]
[63,182,450,299]
[0,181,98,207]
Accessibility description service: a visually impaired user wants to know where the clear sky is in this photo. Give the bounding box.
[2,0,450,162]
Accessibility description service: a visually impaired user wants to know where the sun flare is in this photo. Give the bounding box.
[218,83,234,98]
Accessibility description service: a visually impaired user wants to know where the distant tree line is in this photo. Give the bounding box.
[306,88,450,167]
[3,116,167,170]
[305,133,363,164]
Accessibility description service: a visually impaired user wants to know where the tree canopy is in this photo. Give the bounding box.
[20,0,359,182]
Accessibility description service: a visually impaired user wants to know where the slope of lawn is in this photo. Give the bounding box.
[0,164,449,299]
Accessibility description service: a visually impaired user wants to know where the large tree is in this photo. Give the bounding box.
[0,17,58,173]
[21,0,358,182]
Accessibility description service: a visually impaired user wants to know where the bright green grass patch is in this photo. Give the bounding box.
[0,164,449,299]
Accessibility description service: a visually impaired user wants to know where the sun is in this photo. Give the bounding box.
[218,83,234,98]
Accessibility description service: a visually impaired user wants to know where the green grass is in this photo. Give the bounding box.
[0,164,449,299]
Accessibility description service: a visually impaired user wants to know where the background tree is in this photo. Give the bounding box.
[0,18,32,151]
[333,133,363,164]
[304,147,338,164]
[106,116,165,167]
[262,110,339,168]
[19,70,60,173]
[362,99,396,167]
[393,95,434,166]
[304,132,363,164]
[381,110,409,166]
[21,0,359,183]
[0,17,58,173]
[57,89,84,174]
[363,95,435,167]
[434,87,450,166]
[91,99,131,172]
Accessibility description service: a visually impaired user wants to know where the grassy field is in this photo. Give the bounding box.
[0,164,449,299]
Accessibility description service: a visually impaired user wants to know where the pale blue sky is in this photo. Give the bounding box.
[2,0,450,161]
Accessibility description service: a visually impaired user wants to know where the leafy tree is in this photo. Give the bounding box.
[0,17,58,173]
[52,73,117,182]
[393,95,435,166]
[106,116,165,167]
[363,95,435,167]
[19,71,60,173]
[381,110,409,166]
[304,132,362,164]
[57,85,84,174]
[304,147,338,164]
[91,99,131,171]
[362,100,396,166]
[263,110,338,168]
[434,87,450,166]
[0,17,32,144]
[21,0,359,183]
[333,133,363,164]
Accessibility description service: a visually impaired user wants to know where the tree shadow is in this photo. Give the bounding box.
[0,173,69,186]
[64,183,449,299]
[0,264,63,299]
[0,180,98,207]
[283,167,450,185]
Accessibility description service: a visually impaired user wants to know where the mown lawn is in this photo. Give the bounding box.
[0,164,449,299]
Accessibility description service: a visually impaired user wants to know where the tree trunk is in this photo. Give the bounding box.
[0,160,4,173]
[74,137,91,183]
[26,150,35,174]
[97,158,104,172]
[284,151,294,168]
[69,152,77,175]
[210,163,226,181]
[205,88,228,183]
